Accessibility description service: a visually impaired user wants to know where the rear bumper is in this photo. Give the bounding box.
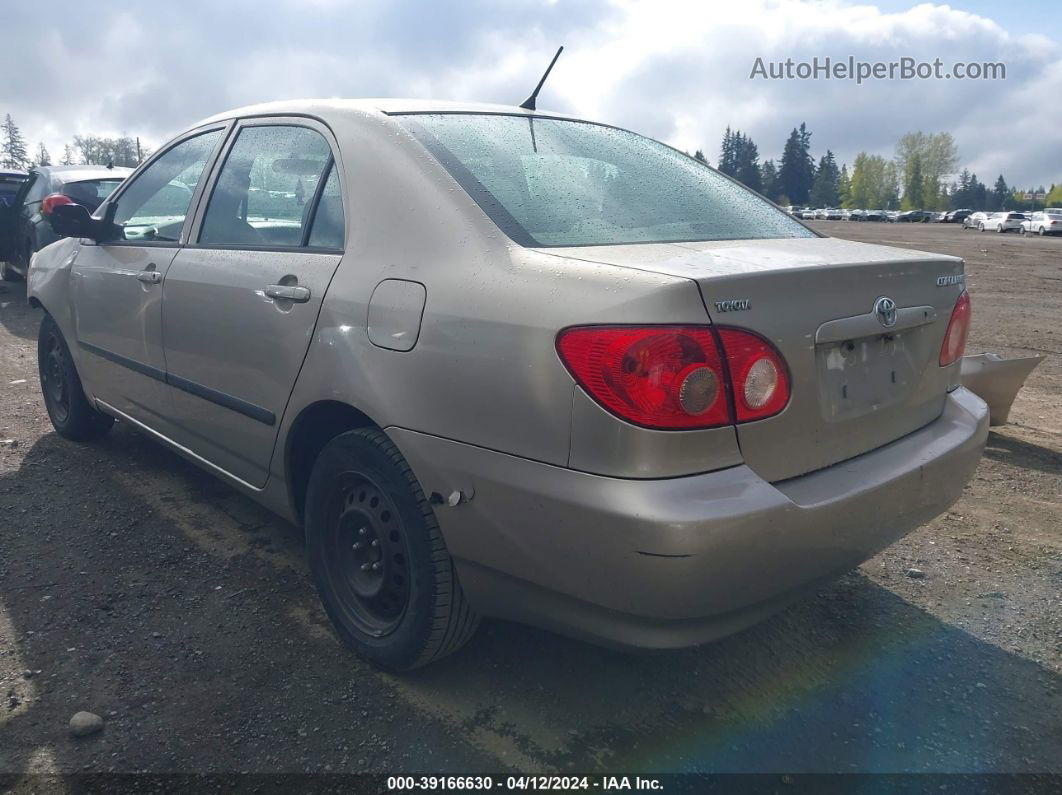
[389,387,988,649]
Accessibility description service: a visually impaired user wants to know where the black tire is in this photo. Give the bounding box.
[1039,227,1046,236]
[37,314,114,442]
[304,428,479,671]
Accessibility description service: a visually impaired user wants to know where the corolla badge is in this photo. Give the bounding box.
[874,296,898,328]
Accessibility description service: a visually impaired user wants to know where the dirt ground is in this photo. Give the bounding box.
[0,222,1059,776]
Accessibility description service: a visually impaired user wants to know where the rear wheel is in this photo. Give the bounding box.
[978,223,985,232]
[304,428,479,671]
[37,314,114,441]
[1040,227,1047,236]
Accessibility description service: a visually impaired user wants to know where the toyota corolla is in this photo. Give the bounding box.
[28,99,987,670]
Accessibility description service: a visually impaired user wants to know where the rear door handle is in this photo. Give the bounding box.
[264,284,311,302]
[136,269,162,284]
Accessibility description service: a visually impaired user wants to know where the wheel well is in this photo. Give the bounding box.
[286,401,377,523]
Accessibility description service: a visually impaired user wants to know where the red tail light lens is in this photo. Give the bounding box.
[717,329,790,421]
[556,326,729,429]
[41,193,75,215]
[939,290,971,366]
[556,326,790,429]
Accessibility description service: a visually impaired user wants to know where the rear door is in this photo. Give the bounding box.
[69,127,227,427]
[160,118,345,488]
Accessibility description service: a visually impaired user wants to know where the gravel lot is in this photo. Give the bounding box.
[0,222,1059,776]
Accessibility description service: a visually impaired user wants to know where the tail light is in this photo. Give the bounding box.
[41,193,75,215]
[556,325,790,429]
[716,329,791,422]
[939,290,971,366]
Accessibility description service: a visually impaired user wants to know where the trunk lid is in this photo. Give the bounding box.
[539,236,966,482]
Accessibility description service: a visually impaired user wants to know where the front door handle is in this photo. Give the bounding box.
[136,269,162,284]
[264,284,311,302]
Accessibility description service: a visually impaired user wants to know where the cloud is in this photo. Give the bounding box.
[1,0,1058,187]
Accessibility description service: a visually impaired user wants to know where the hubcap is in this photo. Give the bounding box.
[323,475,411,637]
[41,333,70,424]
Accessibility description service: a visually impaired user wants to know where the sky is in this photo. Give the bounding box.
[1,0,1059,189]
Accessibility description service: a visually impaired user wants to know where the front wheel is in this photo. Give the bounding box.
[997,224,1005,233]
[978,223,985,232]
[37,314,114,441]
[305,428,479,671]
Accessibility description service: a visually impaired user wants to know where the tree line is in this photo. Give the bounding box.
[1,113,149,171]
[704,124,1061,212]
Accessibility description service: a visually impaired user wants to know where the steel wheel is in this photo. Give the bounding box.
[40,329,71,425]
[321,474,411,637]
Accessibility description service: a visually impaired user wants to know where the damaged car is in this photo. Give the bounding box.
[28,99,988,670]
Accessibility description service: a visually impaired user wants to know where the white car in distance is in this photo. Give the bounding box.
[979,212,1026,233]
[1020,210,1062,236]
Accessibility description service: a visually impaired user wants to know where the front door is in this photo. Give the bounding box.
[70,128,226,427]
[160,120,346,487]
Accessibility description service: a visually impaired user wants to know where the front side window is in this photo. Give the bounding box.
[112,129,223,243]
[399,113,813,247]
[199,125,332,248]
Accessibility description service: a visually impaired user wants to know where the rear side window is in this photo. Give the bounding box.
[199,125,333,249]
[399,113,812,247]
[113,130,224,242]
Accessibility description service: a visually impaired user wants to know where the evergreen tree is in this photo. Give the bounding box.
[693,149,707,164]
[838,164,850,208]
[718,127,737,177]
[809,150,840,207]
[778,123,814,205]
[735,134,761,193]
[60,144,75,165]
[992,175,1010,211]
[903,154,924,209]
[34,142,51,167]
[760,159,778,202]
[1,114,29,169]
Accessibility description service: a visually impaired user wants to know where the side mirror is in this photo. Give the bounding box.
[44,194,102,240]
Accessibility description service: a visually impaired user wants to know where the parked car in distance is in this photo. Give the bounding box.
[897,210,932,223]
[1020,210,1062,236]
[847,209,866,221]
[30,99,987,670]
[0,169,29,272]
[0,168,28,209]
[886,210,900,222]
[962,211,988,230]
[864,209,886,222]
[944,209,972,224]
[979,211,1026,233]
[0,165,131,281]
[799,208,818,220]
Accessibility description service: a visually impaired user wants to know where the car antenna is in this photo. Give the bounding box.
[519,46,563,111]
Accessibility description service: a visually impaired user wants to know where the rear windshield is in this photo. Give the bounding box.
[398,113,813,247]
[63,178,125,210]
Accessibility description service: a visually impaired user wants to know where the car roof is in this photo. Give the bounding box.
[193,98,581,128]
[36,165,133,183]
[0,168,28,178]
